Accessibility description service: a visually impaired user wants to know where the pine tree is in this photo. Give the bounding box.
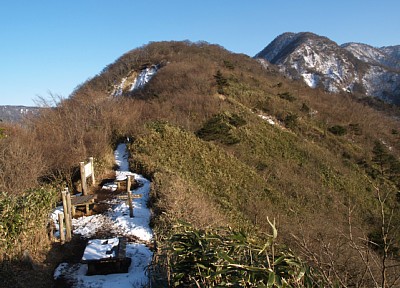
[372,141,391,176]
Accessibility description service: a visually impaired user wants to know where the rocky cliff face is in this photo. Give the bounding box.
[255,32,400,104]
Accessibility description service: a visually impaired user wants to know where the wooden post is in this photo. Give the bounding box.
[65,187,73,220]
[89,157,95,185]
[58,213,65,245]
[62,190,72,241]
[80,161,87,195]
[66,190,73,225]
[127,176,133,218]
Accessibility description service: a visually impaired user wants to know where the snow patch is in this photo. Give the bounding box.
[258,114,275,125]
[130,65,158,91]
[54,243,152,287]
[113,77,127,97]
[53,143,154,287]
[111,65,159,97]
[302,73,319,88]
[82,238,119,261]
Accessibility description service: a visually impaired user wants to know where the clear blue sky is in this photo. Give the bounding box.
[1,0,399,106]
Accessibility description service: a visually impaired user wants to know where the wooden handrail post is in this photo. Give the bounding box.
[62,190,72,241]
[65,187,73,220]
[80,161,87,195]
[58,213,65,245]
[66,189,73,225]
[127,176,133,218]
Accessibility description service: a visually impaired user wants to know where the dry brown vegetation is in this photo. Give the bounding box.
[1,40,399,287]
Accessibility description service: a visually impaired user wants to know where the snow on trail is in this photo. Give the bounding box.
[54,143,153,287]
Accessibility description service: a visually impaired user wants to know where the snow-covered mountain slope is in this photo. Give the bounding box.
[0,105,42,122]
[255,32,400,105]
[381,45,400,67]
[342,42,400,70]
[111,64,159,97]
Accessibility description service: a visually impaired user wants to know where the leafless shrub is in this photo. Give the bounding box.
[0,125,45,195]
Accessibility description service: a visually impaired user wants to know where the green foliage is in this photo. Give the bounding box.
[214,70,229,94]
[278,92,296,102]
[372,141,393,176]
[0,187,57,254]
[168,222,322,287]
[300,103,310,114]
[349,123,362,135]
[328,125,347,136]
[6,40,398,284]
[0,127,5,139]
[196,112,246,145]
[223,60,235,70]
[283,113,299,130]
[372,141,400,188]
[130,123,273,222]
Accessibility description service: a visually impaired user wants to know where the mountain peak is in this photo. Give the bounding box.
[255,32,400,104]
[255,32,337,62]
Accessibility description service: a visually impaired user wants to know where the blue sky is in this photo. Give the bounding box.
[1,0,399,106]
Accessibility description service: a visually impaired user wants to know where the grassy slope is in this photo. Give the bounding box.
[3,41,398,286]
[116,42,397,235]
[111,41,400,284]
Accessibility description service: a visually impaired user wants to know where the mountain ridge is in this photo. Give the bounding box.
[2,40,400,286]
[255,32,400,104]
[0,105,41,122]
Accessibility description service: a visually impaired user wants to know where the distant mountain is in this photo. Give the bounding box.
[0,105,41,122]
[255,32,400,105]
[341,42,400,70]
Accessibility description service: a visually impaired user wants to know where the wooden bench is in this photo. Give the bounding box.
[70,194,96,215]
[82,237,131,275]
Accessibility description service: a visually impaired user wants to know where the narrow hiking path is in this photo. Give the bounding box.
[53,143,154,287]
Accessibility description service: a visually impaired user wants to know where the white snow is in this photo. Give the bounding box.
[343,42,387,66]
[113,77,127,97]
[130,66,158,91]
[82,238,119,261]
[53,143,154,287]
[54,243,152,287]
[281,41,359,93]
[114,142,135,181]
[50,206,64,234]
[258,114,276,125]
[72,214,111,238]
[111,65,159,97]
[302,73,319,88]
[114,143,130,171]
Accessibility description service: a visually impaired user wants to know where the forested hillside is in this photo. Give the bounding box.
[1,41,399,287]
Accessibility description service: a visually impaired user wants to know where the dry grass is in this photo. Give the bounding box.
[0,40,399,286]
[0,124,46,195]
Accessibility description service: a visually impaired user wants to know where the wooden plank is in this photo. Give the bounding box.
[80,161,87,195]
[65,188,73,224]
[70,195,96,215]
[58,213,65,244]
[127,176,133,218]
[71,195,95,205]
[84,162,92,178]
[66,190,73,221]
[62,190,72,241]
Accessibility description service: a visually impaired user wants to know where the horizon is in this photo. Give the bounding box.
[1,0,399,106]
